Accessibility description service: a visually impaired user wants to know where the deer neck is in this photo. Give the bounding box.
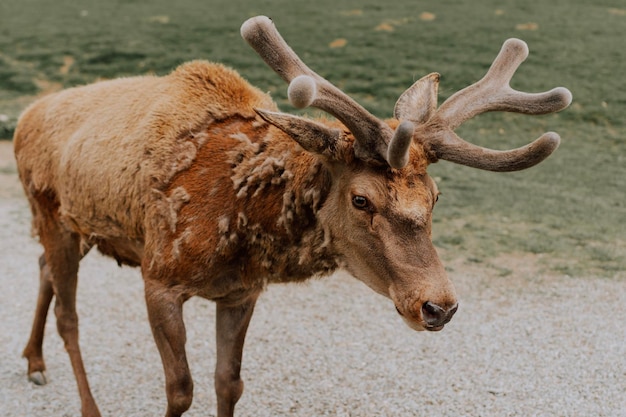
[222,120,341,282]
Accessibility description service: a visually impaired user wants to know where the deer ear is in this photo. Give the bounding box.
[255,109,342,157]
[394,73,440,124]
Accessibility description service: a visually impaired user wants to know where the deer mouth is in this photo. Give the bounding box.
[425,324,445,332]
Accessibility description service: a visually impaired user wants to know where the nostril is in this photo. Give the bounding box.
[421,301,458,327]
[422,301,439,316]
[421,301,445,325]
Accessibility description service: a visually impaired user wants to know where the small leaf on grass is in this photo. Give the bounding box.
[516,22,539,30]
[59,56,74,75]
[148,15,170,24]
[340,9,363,16]
[329,38,347,48]
[375,23,394,32]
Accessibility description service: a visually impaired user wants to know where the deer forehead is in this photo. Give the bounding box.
[392,178,433,225]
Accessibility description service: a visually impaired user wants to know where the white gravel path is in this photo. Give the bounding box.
[1,141,625,417]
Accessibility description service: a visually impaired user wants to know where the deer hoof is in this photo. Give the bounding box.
[28,371,47,385]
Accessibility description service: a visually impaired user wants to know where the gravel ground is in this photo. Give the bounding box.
[1,140,625,417]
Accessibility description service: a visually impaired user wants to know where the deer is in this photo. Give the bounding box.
[13,15,571,417]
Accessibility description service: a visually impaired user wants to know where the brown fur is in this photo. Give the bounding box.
[15,61,275,245]
[16,60,450,417]
[13,17,568,417]
[15,58,449,413]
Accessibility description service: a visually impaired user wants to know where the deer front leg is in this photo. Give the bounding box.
[22,254,54,386]
[215,293,259,417]
[144,279,193,417]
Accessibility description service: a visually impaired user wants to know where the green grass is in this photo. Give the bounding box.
[0,0,624,277]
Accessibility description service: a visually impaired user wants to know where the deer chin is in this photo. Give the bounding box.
[406,318,445,332]
[398,311,447,332]
[348,272,448,332]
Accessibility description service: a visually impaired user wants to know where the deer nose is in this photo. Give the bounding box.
[421,301,458,329]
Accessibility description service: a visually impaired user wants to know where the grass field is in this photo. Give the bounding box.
[0,0,624,277]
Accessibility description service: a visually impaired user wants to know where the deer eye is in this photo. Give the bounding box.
[352,195,369,210]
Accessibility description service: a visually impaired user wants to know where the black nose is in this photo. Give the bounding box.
[421,301,458,327]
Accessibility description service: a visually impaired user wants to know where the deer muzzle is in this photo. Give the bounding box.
[390,274,458,332]
[395,300,458,332]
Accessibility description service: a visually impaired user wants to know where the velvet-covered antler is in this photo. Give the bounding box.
[243,16,571,172]
[398,39,572,172]
[241,16,413,169]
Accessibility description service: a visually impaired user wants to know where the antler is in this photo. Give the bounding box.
[241,16,413,169]
[418,38,572,172]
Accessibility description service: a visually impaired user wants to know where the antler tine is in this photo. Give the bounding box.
[418,38,572,172]
[435,38,572,129]
[240,16,315,85]
[241,16,413,168]
[427,129,561,172]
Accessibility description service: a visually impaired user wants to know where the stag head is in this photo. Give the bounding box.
[241,16,571,331]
